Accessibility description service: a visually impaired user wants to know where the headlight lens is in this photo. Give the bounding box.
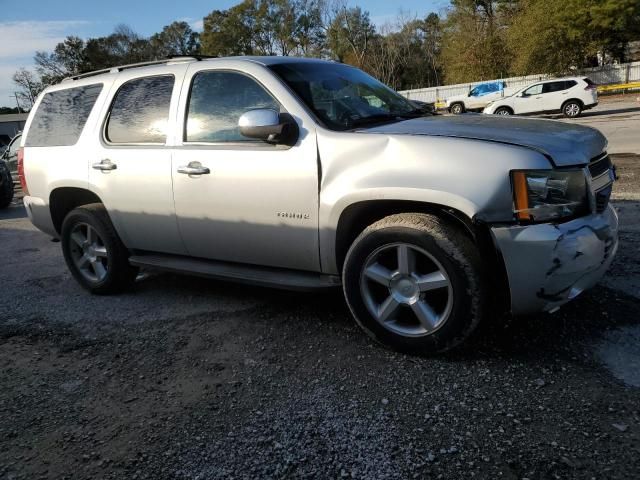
[511,170,589,222]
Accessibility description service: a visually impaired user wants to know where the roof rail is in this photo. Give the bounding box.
[62,56,205,82]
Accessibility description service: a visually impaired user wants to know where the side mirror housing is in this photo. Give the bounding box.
[238,109,298,146]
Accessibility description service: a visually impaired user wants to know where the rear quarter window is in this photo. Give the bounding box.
[25,84,103,147]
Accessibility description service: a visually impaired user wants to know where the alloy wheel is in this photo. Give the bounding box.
[565,103,580,117]
[359,243,453,337]
[68,222,109,283]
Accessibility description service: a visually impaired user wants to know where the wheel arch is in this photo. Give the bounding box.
[495,105,514,115]
[332,199,511,315]
[49,187,104,234]
[562,98,584,108]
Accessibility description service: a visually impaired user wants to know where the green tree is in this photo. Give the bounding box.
[441,0,515,83]
[326,5,375,67]
[509,0,640,74]
[150,21,200,57]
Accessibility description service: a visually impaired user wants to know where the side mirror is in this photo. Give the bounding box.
[238,109,298,146]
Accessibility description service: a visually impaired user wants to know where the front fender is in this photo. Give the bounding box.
[319,188,479,274]
[317,128,551,274]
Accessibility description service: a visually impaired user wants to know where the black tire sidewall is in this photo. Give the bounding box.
[61,207,134,294]
[496,107,511,115]
[343,223,481,354]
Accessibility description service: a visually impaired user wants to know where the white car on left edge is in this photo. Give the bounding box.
[483,77,598,118]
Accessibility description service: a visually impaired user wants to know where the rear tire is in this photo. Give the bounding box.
[0,161,13,209]
[61,203,138,294]
[562,100,582,118]
[342,213,485,355]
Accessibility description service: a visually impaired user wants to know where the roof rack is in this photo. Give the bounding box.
[62,55,212,82]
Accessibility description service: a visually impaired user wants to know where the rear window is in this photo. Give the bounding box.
[25,84,103,147]
[105,75,174,144]
[584,78,595,86]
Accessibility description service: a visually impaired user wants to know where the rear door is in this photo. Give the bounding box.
[90,67,187,254]
[542,81,574,111]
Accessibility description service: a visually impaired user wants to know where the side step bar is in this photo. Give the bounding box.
[129,253,341,291]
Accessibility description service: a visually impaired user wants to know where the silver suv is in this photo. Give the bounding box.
[19,56,618,354]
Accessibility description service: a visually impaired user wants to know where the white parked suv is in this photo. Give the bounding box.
[484,77,598,118]
[18,56,618,354]
[446,81,516,114]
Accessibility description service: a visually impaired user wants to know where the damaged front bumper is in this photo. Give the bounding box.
[491,204,619,315]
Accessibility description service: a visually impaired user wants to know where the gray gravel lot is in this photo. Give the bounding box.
[1,146,639,477]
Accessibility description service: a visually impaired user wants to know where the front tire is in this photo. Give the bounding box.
[562,100,582,118]
[0,161,13,209]
[450,103,464,115]
[342,213,485,354]
[61,203,138,294]
[495,107,512,116]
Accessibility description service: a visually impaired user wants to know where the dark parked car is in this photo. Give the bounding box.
[0,132,21,209]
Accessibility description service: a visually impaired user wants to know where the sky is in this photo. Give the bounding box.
[0,0,448,108]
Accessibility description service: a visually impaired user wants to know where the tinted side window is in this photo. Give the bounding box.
[565,80,577,89]
[25,84,103,147]
[106,75,174,144]
[542,82,565,93]
[186,71,279,143]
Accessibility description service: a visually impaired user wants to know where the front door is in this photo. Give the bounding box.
[172,67,320,272]
[514,83,545,115]
[90,71,187,255]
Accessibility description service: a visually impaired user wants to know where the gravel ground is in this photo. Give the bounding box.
[1,155,639,480]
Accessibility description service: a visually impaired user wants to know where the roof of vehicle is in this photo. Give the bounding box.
[529,76,586,84]
[61,55,335,83]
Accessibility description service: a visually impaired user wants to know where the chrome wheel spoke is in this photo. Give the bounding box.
[77,253,91,269]
[94,246,108,258]
[411,300,439,331]
[71,231,86,248]
[86,225,96,244]
[377,296,400,323]
[364,263,393,286]
[416,271,449,292]
[397,245,415,275]
[91,260,107,280]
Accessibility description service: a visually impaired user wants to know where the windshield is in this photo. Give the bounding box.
[269,62,420,131]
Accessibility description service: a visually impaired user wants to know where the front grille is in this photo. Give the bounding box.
[589,154,612,178]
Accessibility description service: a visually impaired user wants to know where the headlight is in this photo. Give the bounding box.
[511,170,589,222]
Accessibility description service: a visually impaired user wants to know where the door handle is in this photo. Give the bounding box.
[177,162,210,175]
[92,159,117,171]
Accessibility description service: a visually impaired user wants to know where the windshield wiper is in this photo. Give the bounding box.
[350,113,407,128]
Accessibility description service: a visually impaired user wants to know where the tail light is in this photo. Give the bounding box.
[584,85,597,91]
[17,147,28,195]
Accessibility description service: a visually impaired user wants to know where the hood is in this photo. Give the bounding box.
[362,114,606,166]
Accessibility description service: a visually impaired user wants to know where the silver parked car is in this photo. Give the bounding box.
[18,56,618,354]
